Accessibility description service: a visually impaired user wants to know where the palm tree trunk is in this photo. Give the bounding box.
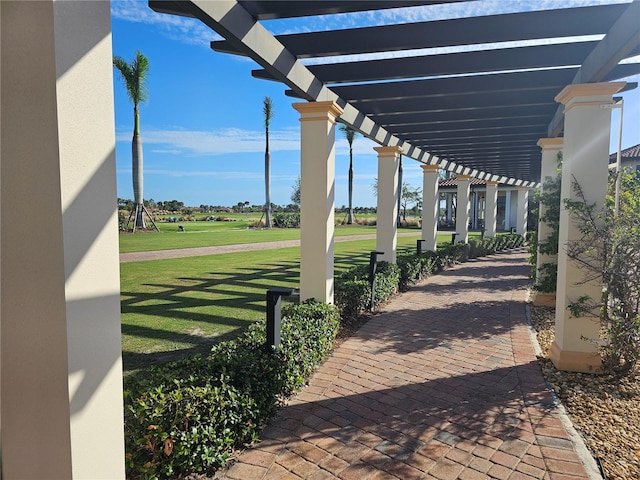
[397,155,403,227]
[265,128,272,228]
[132,108,145,229]
[347,152,354,224]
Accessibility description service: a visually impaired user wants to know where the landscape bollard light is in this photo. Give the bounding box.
[265,287,294,350]
[416,239,425,256]
[451,233,458,245]
[368,251,385,311]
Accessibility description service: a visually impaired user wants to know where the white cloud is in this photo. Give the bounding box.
[117,167,296,182]
[267,0,630,35]
[116,126,300,155]
[118,125,387,158]
[111,0,221,47]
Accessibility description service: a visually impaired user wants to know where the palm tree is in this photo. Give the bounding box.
[263,96,273,228]
[113,50,151,231]
[339,124,359,224]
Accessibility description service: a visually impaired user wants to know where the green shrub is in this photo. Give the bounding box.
[124,301,340,479]
[334,278,370,318]
[273,212,300,228]
[373,261,400,304]
[482,236,496,254]
[397,254,422,290]
[334,261,400,318]
[437,242,469,265]
[468,238,483,259]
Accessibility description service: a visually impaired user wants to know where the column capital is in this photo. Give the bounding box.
[485,180,499,186]
[537,137,564,150]
[374,145,403,158]
[293,101,344,123]
[555,82,625,111]
[456,174,472,181]
[420,164,440,173]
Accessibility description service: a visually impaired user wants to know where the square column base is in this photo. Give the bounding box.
[549,341,602,373]
[532,291,556,307]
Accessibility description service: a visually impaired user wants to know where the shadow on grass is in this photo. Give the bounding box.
[121,259,302,372]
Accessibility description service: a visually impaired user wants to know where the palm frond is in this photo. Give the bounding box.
[339,123,357,145]
[113,50,150,108]
[263,96,273,127]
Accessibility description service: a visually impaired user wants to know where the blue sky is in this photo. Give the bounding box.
[111,0,640,208]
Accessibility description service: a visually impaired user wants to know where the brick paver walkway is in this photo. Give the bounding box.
[215,249,599,480]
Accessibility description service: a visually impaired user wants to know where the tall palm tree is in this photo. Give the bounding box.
[263,96,273,228]
[339,124,359,224]
[113,50,150,230]
[397,155,403,227]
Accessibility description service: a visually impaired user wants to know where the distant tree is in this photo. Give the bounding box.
[400,183,422,221]
[263,96,273,228]
[339,123,360,224]
[371,178,421,221]
[291,176,301,207]
[113,50,150,230]
[164,200,184,212]
[118,197,133,211]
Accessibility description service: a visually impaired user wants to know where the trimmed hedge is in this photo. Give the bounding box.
[334,261,400,317]
[124,301,340,479]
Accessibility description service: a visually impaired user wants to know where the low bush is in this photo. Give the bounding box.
[397,254,422,290]
[373,261,400,304]
[334,261,399,318]
[334,278,370,319]
[273,212,300,228]
[124,301,340,479]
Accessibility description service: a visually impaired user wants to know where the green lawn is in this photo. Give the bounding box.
[120,227,486,372]
[119,221,418,253]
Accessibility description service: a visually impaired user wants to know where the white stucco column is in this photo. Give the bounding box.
[375,146,402,263]
[551,82,625,373]
[455,175,471,243]
[293,101,343,303]
[515,187,529,236]
[421,165,440,251]
[503,190,511,231]
[534,138,563,306]
[1,2,125,478]
[484,181,498,237]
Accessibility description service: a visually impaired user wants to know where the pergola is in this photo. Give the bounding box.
[1,1,639,478]
[151,0,639,185]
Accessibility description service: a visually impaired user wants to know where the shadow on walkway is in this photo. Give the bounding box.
[215,250,597,480]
